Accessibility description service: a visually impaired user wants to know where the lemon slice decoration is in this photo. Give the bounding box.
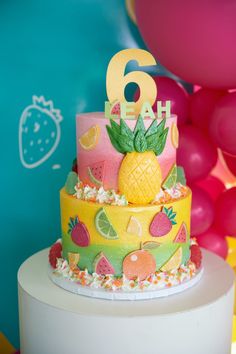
[161,247,182,272]
[95,208,118,240]
[79,125,101,150]
[127,216,142,237]
[171,122,179,149]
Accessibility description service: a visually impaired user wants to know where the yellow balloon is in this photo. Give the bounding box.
[226,236,236,268]
[233,315,236,342]
[125,0,137,24]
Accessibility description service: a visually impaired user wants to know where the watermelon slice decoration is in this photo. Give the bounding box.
[87,160,106,187]
[173,222,187,243]
[110,100,120,116]
[93,252,115,275]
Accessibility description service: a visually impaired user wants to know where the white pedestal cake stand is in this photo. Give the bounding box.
[18,248,235,354]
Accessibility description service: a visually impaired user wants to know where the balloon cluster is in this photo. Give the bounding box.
[135,0,236,261]
[134,76,236,259]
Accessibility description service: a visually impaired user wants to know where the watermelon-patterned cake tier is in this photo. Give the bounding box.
[76,112,177,191]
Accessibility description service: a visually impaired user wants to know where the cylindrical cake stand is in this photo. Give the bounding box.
[18,249,235,354]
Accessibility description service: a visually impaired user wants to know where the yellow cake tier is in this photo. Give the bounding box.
[60,188,192,276]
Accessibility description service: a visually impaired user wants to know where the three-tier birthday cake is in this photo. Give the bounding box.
[48,49,202,299]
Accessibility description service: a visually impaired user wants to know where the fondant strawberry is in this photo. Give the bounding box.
[190,244,202,269]
[68,216,90,247]
[49,242,62,269]
[150,207,177,237]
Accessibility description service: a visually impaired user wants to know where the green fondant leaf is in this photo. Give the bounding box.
[177,166,187,186]
[154,127,169,156]
[163,207,169,215]
[65,171,78,195]
[110,119,120,135]
[118,134,134,152]
[134,115,145,135]
[134,130,147,152]
[156,118,166,136]
[120,119,134,140]
[169,213,177,220]
[171,221,177,225]
[145,118,166,138]
[146,132,159,151]
[106,126,125,154]
[145,119,158,138]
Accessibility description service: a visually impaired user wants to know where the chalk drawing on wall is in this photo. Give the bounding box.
[19,95,63,169]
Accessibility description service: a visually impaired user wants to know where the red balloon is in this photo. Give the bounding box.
[222,152,236,177]
[177,125,218,182]
[134,76,189,125]
[215,187,236,236]
[196,227,228,259]
[135,0,236,89]
[196,175,225,202]
[191,185,215,236]
[189,89,226,133]
[209,92,236,155]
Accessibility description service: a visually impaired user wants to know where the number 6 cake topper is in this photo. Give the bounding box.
[105,49,171,119]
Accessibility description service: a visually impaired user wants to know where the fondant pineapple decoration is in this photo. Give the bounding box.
[106,116,168,204]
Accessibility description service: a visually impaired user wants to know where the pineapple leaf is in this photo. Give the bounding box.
[120,119,134,139]
[145,118,166,137]
[171,221,177,225]
[153,127,169,156]
[118,134,134,152]
[134,115,145,135]
[134,130,147,152]
[106,126,126,154]
[146,132,159,151]
[156,118,166,136]
[145,119,157,137]
[110,119,120,135]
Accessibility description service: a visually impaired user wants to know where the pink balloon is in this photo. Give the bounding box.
[177,125,218,182]
[190,89,226,133]
[191,185,215,236]
[135,0,236,89]
[134,76,189,125]
[215,187,236,236]
[209,92,236,155]
[222,152,236,177]
[196,175,225,202]
[196,227,228,259]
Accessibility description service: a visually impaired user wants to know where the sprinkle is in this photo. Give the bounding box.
[53,257,199,292]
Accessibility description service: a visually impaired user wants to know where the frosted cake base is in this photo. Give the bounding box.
[48,264,204,300]
[18,248,235,354]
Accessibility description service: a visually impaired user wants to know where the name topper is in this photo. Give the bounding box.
[105,48,171,119]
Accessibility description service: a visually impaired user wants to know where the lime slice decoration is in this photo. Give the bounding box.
[95,208,118,240]
[162,164,177,189]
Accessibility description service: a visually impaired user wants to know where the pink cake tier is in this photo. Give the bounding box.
[76,112,177,190]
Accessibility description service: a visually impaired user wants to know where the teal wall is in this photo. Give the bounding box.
[0,0,171,347]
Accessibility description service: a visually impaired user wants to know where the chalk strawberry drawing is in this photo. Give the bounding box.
[19,95,62,168]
